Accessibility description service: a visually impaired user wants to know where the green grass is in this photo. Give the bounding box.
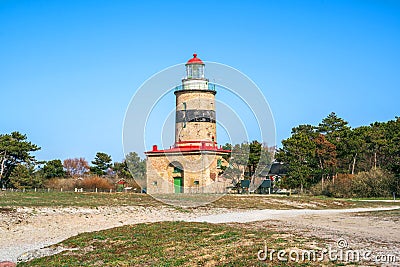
[0,191,160,208]
[1,191,399,210]
[18,221,329,267]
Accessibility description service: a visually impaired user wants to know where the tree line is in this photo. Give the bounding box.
[0,132,145,190]
[276,112,400,197]
[2,112,399,197]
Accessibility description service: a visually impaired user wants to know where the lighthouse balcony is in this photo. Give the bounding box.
[175,83,216,92]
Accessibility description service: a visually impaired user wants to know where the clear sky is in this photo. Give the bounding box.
[1,0,399,163]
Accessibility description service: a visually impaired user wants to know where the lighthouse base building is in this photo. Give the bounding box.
[146,144,230,194]
[145,54,231,194]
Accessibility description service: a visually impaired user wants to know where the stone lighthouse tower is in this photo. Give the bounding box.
[146,54,230,194]
[175,53,217,147]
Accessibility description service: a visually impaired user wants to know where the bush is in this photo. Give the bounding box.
[78,176,113,190]
[324,174,354,198]
[351,168,394,198]
[311,169,396,198]
[45,178,77,191]
[45,176,113,191]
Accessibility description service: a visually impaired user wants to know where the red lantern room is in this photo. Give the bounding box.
[186,53,205,79]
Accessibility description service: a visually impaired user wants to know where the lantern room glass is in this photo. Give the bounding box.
[186,63,204,79]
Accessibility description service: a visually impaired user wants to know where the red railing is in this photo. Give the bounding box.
[147,140,230,154]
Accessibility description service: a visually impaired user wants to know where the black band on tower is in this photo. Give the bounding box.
[176,110,216,123]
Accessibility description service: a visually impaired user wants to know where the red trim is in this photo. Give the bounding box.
[145,144,231,154]
[175,140,219,150]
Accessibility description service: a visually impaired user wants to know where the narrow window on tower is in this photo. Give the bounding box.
[183,102,186,128]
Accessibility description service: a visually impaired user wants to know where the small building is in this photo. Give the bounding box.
[145,54,230,194]
[116,179,127,192]
[267,162,288,182]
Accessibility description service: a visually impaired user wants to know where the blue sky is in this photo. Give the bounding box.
[1,0,399,162]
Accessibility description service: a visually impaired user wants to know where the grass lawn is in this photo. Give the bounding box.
[1,191,399,210]
[0,191,160,208]
[18,221,330,267]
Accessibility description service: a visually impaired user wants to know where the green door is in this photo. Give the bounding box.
[174,177,182,193]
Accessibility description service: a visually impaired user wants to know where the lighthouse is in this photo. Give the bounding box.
[146,54,230,194]
[175,53,217,147]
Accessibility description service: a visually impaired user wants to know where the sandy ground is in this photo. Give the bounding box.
[1,206,399,264]
[257,210,400,266]
[189,206,400,223]
[192,207,400,266]
[0,206,229,263]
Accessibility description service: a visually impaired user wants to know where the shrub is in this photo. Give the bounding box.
[45,176,114,191]
[351,168,394,198]
[44,178,77,191]
[328,174,354,198]
[311,169,396,198]
[78,176,113,190]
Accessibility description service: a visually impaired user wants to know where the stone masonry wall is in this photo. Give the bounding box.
[175,90,217,143]
[146,152,229,194]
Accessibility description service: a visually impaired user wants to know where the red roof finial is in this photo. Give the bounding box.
[186,53,204,64]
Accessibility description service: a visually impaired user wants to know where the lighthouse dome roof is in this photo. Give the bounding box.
[186,53,204,65]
